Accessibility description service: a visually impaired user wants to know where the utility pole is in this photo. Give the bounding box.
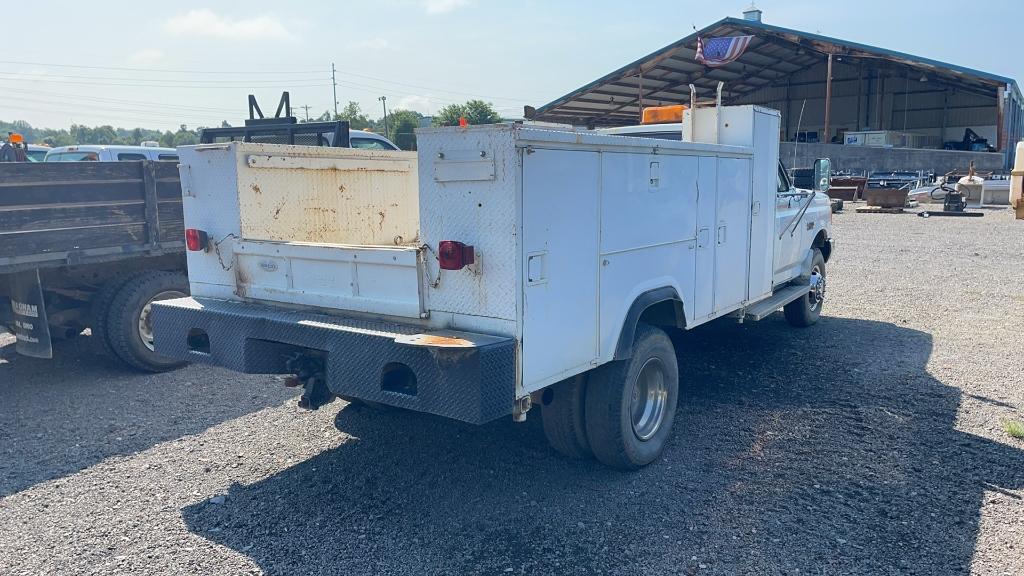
[379,95,389,138]
[331,63,339,119]
[298,104,311,122]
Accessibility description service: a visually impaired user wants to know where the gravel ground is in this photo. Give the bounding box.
[1,207,1022,575]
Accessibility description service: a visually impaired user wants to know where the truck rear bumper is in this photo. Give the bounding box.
[151,297,516,424]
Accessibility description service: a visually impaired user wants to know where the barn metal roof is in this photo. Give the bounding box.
[529,17,1020,127]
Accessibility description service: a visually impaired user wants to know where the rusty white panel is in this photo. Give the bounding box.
[234,142,419,246]
[247,155,412,173]
[416,126,520,323]
[233,239,425,318]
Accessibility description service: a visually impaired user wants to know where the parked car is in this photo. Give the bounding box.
[25,144,50,162]
[44,144,178,163]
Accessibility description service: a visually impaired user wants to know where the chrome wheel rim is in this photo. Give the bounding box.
[138,290,186,351]
[630,357,669,441]
[808,265,825,312]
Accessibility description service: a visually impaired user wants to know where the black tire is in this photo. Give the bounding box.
[784,248,826,328]
[90,272,145,359]
[584,324,679,470]
[106,271,189,372]
[541,374,592,459]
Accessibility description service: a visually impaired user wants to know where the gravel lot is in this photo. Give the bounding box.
[2,207,1022,575]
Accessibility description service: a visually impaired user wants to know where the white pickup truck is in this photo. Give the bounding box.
[151,103,834,469]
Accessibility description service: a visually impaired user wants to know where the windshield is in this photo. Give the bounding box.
[26,150,48,162]
[777,161,792,192]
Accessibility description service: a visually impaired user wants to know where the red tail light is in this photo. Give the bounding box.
[438,241,474,270]
[185,228,209,252]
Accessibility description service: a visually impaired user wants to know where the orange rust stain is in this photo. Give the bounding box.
[412,334,474,347]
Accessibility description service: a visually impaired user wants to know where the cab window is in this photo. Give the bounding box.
[117,153,148,161]
[157,154,179,162]
[350,137,394,150]
[46,152,99,162]
[777,163,792,193]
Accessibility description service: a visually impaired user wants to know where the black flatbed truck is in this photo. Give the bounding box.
[0,160,189,371]
[1,101,352,371]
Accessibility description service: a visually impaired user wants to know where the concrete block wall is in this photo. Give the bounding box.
[779,142,1004,174]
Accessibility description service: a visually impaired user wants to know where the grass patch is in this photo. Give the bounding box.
[1004,420,1024,439]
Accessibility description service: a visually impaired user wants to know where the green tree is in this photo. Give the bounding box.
[434,99,502,127]
[90,125,117,144]
[337,101,370,130]
[387,109,423,150]
[158,130,175,148]
[171,124,199,147]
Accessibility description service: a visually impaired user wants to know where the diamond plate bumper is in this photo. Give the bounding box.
[150,297,516,424]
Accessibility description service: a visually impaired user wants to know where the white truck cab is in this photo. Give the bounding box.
[44,143,179,163]
[150,100,834,470]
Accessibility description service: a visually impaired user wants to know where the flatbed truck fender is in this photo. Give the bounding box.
[613,286,685,361]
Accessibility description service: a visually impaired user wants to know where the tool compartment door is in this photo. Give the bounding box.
[521,149,600,390]
[714,157,753,312]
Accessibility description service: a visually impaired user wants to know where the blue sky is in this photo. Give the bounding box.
[2,0,1020,131]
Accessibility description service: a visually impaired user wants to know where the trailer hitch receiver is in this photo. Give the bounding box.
[285,352,335,410]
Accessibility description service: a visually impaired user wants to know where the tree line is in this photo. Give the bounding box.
[2,99,504,152]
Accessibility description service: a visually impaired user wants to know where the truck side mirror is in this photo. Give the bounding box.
[813,158,831,192]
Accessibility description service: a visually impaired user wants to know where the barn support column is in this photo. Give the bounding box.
[856,64,863,132]
[876,73,885,130]
[997,85,1006,153]
[785,77,792,140]
[940,89,949,145]
[823,53,834,143]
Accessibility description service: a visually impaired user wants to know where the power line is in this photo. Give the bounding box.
[331,65,549,102]
[0,71,327,85]
[1,103,224,127]
[0,85,241,113]
[0,76,332,90]
[0,60,323,74]
[0,59,543,104]
[0,93,230,122]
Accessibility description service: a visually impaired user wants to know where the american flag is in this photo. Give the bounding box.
[695,35,754,67]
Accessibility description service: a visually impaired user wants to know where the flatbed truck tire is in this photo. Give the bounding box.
[784,249,826,328]
[584,324,678,470]
[90,272,146,360]
[540,374,592,459]
[106,271,189,373]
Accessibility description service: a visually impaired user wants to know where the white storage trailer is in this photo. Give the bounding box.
[152,104,834,469]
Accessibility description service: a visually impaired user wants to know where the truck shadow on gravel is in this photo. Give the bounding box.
[181,317,1023,575]
[0,335,296,498]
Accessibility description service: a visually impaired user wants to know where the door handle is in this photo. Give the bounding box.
[717,225,726,245]
[697,227,710,248]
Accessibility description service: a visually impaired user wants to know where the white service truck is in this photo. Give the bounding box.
[151,103,834,469]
